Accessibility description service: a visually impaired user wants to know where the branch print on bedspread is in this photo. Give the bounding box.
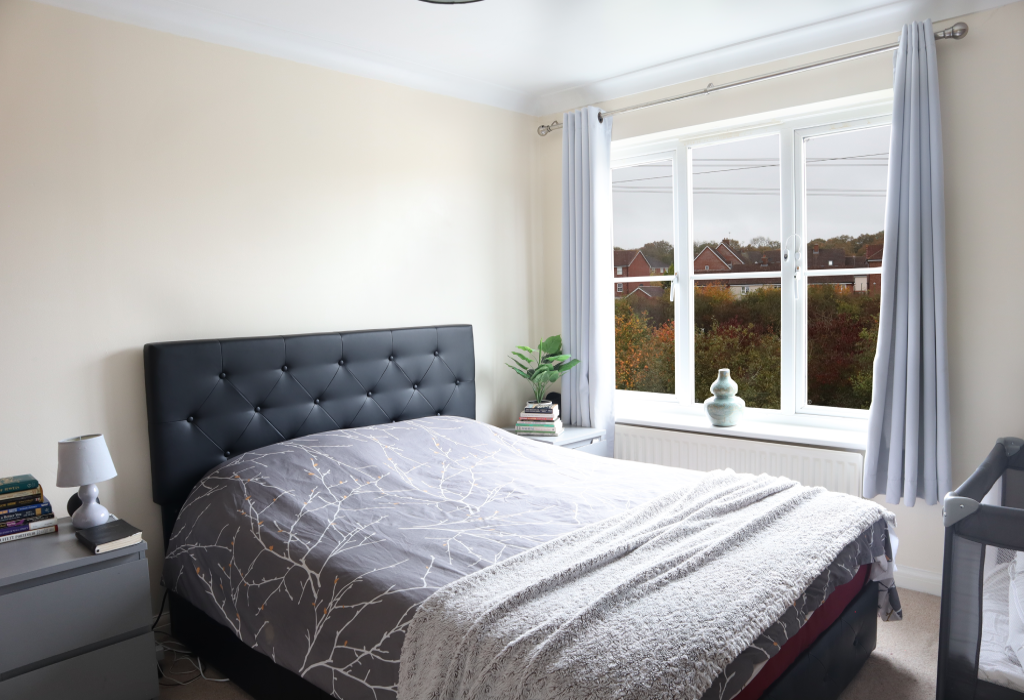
[165,416,897,700]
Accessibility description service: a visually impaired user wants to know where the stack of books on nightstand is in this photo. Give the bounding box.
[0,474,57,544]
[515,400,564,437]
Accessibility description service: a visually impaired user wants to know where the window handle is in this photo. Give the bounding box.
[784,235,802,301]
[669,273,678,303]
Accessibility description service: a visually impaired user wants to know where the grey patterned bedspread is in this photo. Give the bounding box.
[165,416,898,700]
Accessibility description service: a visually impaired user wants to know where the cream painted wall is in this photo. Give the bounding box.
[0,0,544,610]
[534,1,1024,590]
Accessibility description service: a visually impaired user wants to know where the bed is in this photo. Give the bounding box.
[145,324,898,700]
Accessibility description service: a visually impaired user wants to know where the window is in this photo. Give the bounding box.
[616,266,623,276]
[612,158,676,394]
[611,97,890,422]
[802,122,889,411]
[616,283,624,293]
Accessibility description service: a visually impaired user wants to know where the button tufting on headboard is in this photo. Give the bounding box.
[144,325,475,545]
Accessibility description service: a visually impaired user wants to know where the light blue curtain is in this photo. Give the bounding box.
[561,107,615,457]
[864,19,951,506]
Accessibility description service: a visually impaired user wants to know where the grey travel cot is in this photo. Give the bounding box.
[938,437,1024,700]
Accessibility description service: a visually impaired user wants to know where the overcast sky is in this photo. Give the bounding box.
[612,125,890,254]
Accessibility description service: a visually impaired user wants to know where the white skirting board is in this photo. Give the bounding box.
[615,423,865,497]
[893,565,943,596]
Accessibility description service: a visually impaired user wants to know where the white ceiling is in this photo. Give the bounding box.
[34,0,1011,116]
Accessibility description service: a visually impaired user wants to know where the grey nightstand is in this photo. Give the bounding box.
[504,425,607,454]
[0,517,159,699]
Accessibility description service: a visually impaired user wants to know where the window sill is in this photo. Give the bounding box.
[615,401,868,452]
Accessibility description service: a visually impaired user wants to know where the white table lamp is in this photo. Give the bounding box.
[57,434,117,529]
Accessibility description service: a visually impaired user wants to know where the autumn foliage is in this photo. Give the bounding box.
[614,305,674,393]
[615,283,879,410]
[806,284,879,409]
[694,285,781,409]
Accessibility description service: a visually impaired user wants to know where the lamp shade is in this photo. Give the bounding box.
[57,434,117,487]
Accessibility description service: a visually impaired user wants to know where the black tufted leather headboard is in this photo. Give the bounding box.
[144,325,475,545]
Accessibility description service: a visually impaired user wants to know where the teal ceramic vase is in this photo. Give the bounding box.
[704,368,745,427]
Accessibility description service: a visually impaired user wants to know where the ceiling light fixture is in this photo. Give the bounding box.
[419,0,483,4]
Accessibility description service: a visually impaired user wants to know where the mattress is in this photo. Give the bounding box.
[980,553,1024,692]
[164,416,895,700]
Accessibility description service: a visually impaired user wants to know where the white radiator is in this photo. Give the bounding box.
[614,424,864,497]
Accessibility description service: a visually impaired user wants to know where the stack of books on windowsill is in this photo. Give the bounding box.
[0,474,57,544]
[515,401,563,437]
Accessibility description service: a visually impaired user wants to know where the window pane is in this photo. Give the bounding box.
[691,135,781,410]
[613,160,674,277]
[614,283,674,394]
[804,126,889,409]
[807,283,880,409]
[692,135,781,277]
[694,282,780,409]
[805,126,889,271]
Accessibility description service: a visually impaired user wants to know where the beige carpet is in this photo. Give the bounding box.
[158,589,941,700]
[838,589,941,700]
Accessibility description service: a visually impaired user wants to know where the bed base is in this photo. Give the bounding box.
[170,592,332,700]
[169,581,877,700]
[762,580,877,700]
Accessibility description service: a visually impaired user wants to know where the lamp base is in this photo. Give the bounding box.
[66,490,101,517]
[71,484,110,530]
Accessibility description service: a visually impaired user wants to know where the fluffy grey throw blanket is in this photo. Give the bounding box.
[398,470,893,700]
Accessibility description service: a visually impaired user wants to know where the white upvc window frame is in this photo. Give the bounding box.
[611,91,893,435]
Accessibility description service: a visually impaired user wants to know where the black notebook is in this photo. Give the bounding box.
[76,518,142,554]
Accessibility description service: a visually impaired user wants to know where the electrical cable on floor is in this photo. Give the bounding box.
[157,651,203,687]
[158,653,231,686]
[191,656,231,683]
[153,622,231,686]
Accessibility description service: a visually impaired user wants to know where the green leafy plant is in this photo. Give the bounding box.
[506,335,580,403]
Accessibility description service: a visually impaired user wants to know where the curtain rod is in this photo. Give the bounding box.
[537,22,967,136]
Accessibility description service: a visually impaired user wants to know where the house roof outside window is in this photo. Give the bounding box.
[626,285,668,299]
